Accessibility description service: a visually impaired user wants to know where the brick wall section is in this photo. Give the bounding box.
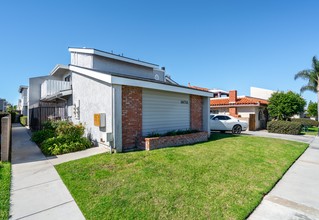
[122,86,142,150]
[143,132,208,151]
[229,107,238,117]
[190,95,203,131]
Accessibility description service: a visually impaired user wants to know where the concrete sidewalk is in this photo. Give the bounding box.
[10,124,90,220]
[248,132,319,220]
[244,130,315,144]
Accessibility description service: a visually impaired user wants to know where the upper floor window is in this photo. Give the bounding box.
[64,75,71,82]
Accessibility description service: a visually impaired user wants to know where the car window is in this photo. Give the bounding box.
[215,116,225,120]
[210,115,214,120]
[224,116,231,120]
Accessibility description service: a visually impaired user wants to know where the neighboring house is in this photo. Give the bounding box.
[188,84,229,97]
[18,85,28,116]
[29,47,213,152]
[210,90,269,130]
[0,99,7,112]
[251,86,308,119]
[250,87,274,100]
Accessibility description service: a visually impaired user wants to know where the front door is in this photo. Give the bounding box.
[249,114,255,131]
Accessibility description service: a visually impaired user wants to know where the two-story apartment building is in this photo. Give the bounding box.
[18,86,28,116]
[0,99,7,112]
[29,47,213,152]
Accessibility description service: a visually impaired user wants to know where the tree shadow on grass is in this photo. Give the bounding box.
[209,131,243,141]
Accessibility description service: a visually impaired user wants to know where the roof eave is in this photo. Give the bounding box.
[69,65,214,97]
[49,64,69,76]
[210,103,263,107]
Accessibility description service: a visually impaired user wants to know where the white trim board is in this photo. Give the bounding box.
[68,48,159,69]
[69,65,213,97]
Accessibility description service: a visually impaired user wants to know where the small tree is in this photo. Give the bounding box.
[268,91,306,120]
[307,101,318,118]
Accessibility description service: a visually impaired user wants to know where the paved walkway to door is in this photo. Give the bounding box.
[9,124,88,219]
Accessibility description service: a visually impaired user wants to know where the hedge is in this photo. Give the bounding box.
[267,121,302,135]
[20,116,27,126]
[291,118,319,127]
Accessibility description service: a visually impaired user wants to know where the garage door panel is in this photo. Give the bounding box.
[142,89,190,136]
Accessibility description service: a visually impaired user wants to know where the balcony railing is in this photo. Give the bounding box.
[41,80,71,99]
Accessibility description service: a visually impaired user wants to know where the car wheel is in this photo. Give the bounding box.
[232,125,242,134]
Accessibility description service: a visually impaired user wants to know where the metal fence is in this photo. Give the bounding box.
[29,102,67,131]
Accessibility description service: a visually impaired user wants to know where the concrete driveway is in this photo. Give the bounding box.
[243,130,315,144]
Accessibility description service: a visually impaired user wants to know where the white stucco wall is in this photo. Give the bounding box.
[70,52,94,68]
[237,107,256,118]
[29,76,59,107]
[93,56,165,81]
[71,72,113,147]
[250,87,275,100]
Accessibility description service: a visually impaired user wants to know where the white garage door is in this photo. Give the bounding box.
[142,89,190,136]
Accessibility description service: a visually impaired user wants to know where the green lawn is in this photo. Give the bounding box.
[0,162,11,220]
[56,134,307,220]
[301,126,318,136]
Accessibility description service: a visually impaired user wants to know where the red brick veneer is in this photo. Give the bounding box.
[122,86,142,150]
[190,95,203,131]
[143,132,208,151]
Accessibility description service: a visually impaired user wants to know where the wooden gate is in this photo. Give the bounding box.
[249,114,256,131]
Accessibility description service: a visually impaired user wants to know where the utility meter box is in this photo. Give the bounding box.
[106,132,113,142]
[94,113,106,128]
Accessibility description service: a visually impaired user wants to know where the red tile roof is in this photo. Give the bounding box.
[188,83,210,92]
[210,96,268,106]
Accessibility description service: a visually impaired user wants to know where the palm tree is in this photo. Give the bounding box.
[294,56,319,125]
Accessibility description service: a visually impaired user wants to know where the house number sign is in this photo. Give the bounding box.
[180,100,189,104]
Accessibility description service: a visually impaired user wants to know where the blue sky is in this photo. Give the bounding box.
[1,0,319,105]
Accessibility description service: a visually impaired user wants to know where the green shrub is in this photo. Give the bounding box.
[31,129,55,144]
[291,118,319,127]
[20,116,27,126]
[41,136,91,156]
[10,112,16,123]
[31,120,92,156]
[42,120,59,131]
[267,121,302,135]
[56,121,85,140]
[146,129,200,138]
